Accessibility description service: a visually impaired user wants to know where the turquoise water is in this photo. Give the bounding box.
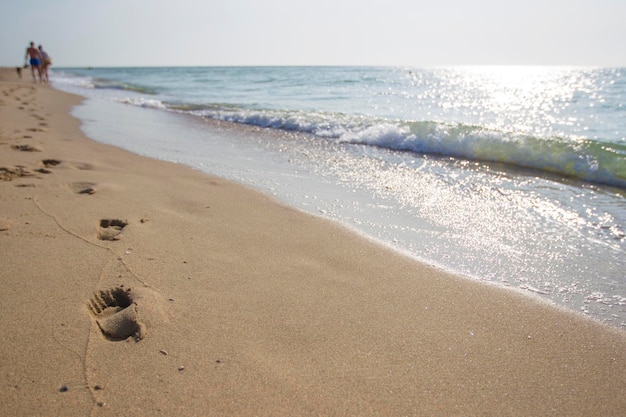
[52,66,626,327]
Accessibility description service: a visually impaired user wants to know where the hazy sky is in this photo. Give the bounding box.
[1,0,625,67]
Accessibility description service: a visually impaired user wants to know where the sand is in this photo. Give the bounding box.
[1,68,625,416]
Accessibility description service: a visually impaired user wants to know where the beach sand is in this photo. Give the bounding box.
[1,68,625,416]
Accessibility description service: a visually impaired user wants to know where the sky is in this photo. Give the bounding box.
[1,0,625,67]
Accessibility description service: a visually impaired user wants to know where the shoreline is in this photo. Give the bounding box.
[1,68,625,416]
[59,67,626,329]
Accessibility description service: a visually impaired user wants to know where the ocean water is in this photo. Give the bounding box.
[51,66,626,328]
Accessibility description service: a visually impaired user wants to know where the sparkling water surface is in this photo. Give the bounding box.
[51,66,626,327]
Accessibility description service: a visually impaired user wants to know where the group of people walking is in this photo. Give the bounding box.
[24,42,52,83]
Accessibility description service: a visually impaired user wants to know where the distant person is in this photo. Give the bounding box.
[24,41,42,83]
[38,45,52,83]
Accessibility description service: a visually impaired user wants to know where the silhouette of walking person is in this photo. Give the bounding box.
[25,41,43,83]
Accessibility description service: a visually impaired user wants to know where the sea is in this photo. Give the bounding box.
[50,66,626,328]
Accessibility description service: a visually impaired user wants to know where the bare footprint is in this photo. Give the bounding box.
[87,287,146,341]
[41,159,61,168]
[97,219,128,241]
[65,161,95,171]
[11,144,41,152]
[78,187,96,195]
[0,166,35,181]
[70,181,97,195]
[0,218,11,232]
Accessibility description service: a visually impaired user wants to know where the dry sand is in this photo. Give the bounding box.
[1,68,625,416]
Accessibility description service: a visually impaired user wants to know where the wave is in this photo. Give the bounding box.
[119,97,167,109]
[177,104,626,189]
[92,78,158,95]
[51,71,157,95]
[49,68,626,189]
[349,121,626,189]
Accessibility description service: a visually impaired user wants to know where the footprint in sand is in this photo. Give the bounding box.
[70,181,97,195]
[0,218,11,232]
[0,166,35,181]
[11,144,41,152]
[97,219,128,241]
[63,161,95,171]
[87,287,146,341]
[41,159,61,168]
[78,186,96,195]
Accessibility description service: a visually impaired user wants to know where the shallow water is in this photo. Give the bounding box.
[53,66,626,328]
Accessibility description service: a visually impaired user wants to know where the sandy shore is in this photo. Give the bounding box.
[1,68,625,416]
